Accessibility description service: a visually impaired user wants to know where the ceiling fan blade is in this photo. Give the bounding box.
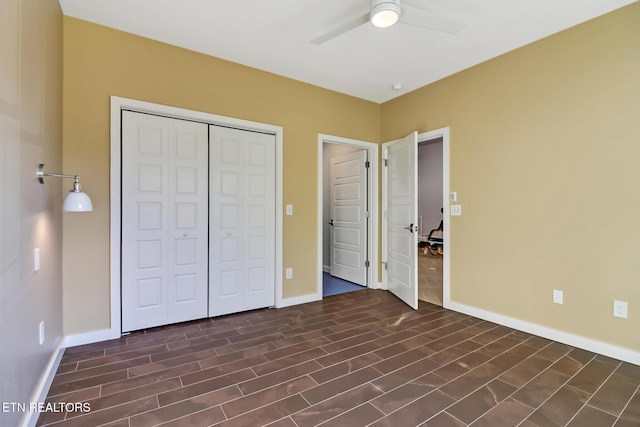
[311,13,369,45]
[400,5,465,35]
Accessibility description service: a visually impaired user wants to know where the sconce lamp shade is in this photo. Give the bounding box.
[63,188,93,212]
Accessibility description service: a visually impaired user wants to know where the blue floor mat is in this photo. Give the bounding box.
[323,272,366,297]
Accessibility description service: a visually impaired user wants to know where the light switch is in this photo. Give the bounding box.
[34,248,40,272]
[451,205,462,216]
[553,289,563,304]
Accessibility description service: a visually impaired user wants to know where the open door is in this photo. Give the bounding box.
[329,150,368,286]
[383,132,418,309]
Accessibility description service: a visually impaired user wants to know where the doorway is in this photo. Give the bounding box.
[318,135,379,298]
[381,128,450,311]
[120,112,277,332]
[110,97,283,338]
[417,137,444,306]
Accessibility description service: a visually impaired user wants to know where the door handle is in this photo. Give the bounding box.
[403,223,414,233]
[329,219,334,226]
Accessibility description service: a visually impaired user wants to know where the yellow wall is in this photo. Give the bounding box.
[382,3,640,351]
[62,17,381,335]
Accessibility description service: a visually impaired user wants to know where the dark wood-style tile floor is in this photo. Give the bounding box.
[38,290,640,427]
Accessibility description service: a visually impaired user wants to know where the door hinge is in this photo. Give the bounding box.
[365,161,370,168]
[383,158,388,167]
[365,260,370,268]
[365,211,370,218]
[382,261,388,270]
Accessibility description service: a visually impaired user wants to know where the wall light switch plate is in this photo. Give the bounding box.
[553,289,563,304]
[451,205,462,216]
[34,248,40,272]
[39,321,45,345]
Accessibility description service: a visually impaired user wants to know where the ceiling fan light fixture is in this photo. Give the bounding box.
[370,0,401,28]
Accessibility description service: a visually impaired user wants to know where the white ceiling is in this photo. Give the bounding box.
[58,0,636,103]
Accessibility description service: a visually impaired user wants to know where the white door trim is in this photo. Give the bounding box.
[317,134,379,300]
[107,96,283,339]
[417,127,451,308]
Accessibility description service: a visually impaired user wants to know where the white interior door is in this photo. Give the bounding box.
[383,132,418,309]
[329,150,368,286]
[121,111,209,332]
[209,125,276,317]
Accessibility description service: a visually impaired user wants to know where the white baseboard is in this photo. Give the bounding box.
[446,300,640,366]
[323,265,330,273]
[372,281,386,290]
[21,337,66,427]
[64,328,121,348]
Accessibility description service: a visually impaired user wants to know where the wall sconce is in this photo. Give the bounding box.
[37,164,93,212]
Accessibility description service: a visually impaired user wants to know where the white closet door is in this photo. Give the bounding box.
[329,150,368,286]
[209,125,275,317]
[121,111,208,332]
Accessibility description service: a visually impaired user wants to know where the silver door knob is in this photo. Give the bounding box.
[183,232,189,237]
[403,223,414,233]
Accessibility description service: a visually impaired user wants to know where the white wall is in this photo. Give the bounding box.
[418,138,443,236]
[0,1,64,426]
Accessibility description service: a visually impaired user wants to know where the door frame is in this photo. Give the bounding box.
[109,96,283,337]
[418,127,451,307]
[317,134,379,299]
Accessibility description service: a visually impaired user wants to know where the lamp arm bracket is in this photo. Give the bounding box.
[37,164,79,184]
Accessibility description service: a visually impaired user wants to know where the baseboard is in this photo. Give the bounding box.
[372,281,386,290]
[64,328,121,348]
[323,265,330,273]
[21,337,66,427]
[447,300,640,366]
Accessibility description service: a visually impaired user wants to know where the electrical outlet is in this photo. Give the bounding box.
[39,321,45,345]
[286,205,293,216]
[285,268,293,279]
[553,289,563,304]
[613,300,628,319]
[450,192,457,202]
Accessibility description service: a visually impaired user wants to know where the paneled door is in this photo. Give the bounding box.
[121,111,209,332]
[383,132,419,309]
[209,125,276,317]
[329,150,368,286]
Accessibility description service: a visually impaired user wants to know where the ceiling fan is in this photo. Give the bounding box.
[311,0,465,45]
